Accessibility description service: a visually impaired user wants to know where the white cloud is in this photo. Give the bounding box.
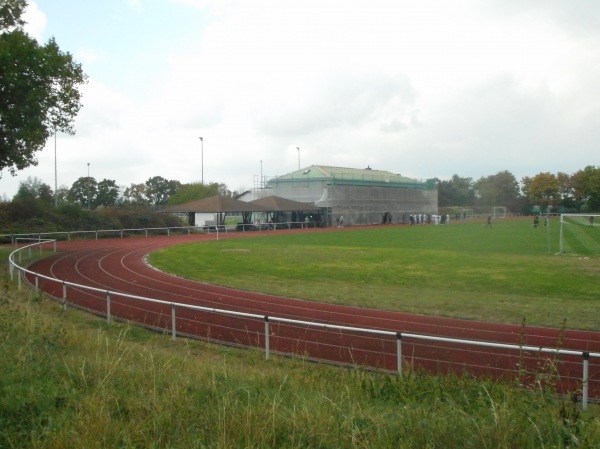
[22,1,46,41]
[2,0,600,200]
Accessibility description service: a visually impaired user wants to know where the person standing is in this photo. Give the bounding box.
[485,215,492,228]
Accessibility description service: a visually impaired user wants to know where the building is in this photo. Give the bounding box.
[264,165,438,226]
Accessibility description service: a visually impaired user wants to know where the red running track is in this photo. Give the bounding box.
[23,229,600,400]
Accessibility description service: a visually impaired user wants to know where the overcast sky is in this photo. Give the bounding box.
[1,0,599,199]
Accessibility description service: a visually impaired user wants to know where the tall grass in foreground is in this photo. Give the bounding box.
[2,260,600,448]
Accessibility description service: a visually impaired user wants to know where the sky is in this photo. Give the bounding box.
[1,0,599,199]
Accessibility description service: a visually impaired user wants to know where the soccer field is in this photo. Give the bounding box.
[149,217,600,330]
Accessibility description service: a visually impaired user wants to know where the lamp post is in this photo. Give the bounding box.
[87,162,90,209]
[260,160,263,189]
[199,137,204,184]
[54,131,57,208]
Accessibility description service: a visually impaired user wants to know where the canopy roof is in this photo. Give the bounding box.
[163,195,270,213]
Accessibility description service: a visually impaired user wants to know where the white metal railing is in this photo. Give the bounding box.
[8,238,600,410]
[0,222,324,245]
[0,226,200,244]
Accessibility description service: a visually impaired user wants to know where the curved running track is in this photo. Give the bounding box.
[24,229,600,400]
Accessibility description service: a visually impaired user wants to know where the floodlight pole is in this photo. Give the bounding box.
[87,162,90,209]
[260,160,263,189]
[297,147,300,170]
[54,130,57,208]
[199,137,204,184]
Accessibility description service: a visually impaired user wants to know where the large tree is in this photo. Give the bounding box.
[145,176,180,208]
[474,170,521,210]
[168,181,219,205]
[13,175,52,203]
[572,166,600,212]
[0,0,87,177]
[96,179,120,207]
[68,176,96,209]
[525,172,559,208]
[436,175,475,207]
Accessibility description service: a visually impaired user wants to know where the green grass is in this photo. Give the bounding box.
[2,255,600,448]
[149,218,600,330]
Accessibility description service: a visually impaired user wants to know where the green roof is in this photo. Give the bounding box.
[268,165,435,189]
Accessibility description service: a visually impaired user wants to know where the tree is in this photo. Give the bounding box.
[436,175,476,207]
[556,172,575,210]
[55,184,70,205]
[122,183,149,206]
[145,176,180,208]
[68,176,97,208]
[526,172,559,208]
[96,179,120,207]
[474,170,521,210]
[13,176,52,203]
[0,0,87,177]
[168,182,219,205]
[572,166,600,212]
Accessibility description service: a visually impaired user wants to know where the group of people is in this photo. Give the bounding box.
[409,213,450,225]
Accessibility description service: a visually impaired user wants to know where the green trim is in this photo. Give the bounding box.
[268,165,436,190]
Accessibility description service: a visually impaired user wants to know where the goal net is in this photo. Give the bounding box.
[459,208,473,219]
[559,214,600,255]
[493,207,506,218]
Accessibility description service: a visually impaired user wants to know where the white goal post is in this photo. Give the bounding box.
[559,213,600,255]
[458,208,473,219]
[493,207,506,218]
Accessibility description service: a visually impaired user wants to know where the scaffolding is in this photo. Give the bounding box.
[267,165,438,226]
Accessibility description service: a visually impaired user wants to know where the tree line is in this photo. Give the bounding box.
[0,175,242,235]
[437,166,600,214]
[8,175,239,209]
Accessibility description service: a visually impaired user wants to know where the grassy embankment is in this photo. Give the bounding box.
[3,218,600,448]
[150,217,600,330]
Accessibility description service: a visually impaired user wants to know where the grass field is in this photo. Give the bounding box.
[149,217,600,330]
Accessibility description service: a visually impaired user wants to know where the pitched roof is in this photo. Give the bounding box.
[250,195,320,211]
[267,165,433,188]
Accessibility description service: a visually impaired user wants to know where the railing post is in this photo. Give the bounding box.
[582,352,590,410]
[171,303,177,340]
[95,231,98,240]
[35,275,39,293]
[17,269,22,290]
[167,228,170,236]
[264,316,270,360]
[62,283,67,310]
[396,332,403,375]
[121,229,124,238]
[106,292,111,323]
